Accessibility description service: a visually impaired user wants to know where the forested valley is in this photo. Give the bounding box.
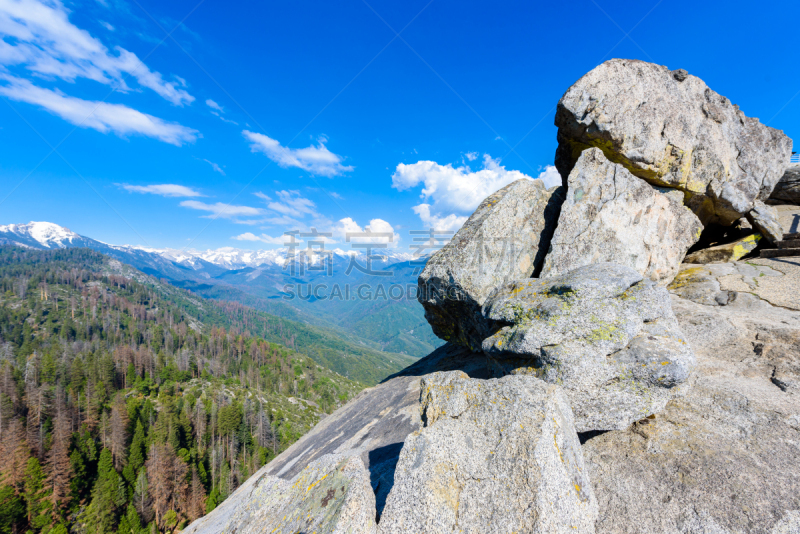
[0,246,365,533]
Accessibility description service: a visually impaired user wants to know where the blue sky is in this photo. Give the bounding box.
[1,0,799,253]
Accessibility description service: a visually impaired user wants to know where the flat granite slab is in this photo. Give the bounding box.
[670,258,800,311]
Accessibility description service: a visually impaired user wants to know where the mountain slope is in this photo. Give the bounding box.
[0,245,372,533]
[0,221,443,357]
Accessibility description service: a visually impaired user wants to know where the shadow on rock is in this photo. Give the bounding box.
[368,442,404,521]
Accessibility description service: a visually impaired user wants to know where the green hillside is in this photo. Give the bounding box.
[0,246,376,533]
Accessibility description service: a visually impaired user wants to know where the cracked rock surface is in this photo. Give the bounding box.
[481,263,695,431]
[183,453,377,534]
[540,148,702,285]
[378,371,598,534]
[583,263,800,533]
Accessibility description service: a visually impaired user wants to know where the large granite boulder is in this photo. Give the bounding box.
[746,199,784,245]
[481,263,695,431]
[418,178,563,350]
[554,59,792,226]
[584,259,800,533]
[540,148,702,285]
[769,163,800,205]
[379,371,598,533]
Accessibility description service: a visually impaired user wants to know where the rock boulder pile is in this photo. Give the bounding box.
[186,59,800,534]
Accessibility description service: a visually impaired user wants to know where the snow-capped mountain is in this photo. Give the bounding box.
[0,221,97,249]
[0,221,421,272]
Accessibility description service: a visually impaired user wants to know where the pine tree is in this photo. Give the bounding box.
[0,418,29,490]
[23,457,51,531]
[0,484,25,534]
[110,393,129,471]
[82,448,126,534]
[46,390,72,517]
[189,466,207,521]
[145,443,171,529]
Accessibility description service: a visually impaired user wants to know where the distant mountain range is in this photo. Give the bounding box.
[0,221,442,357]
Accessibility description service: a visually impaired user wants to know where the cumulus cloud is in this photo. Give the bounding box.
[180,200,263,220]
[254,191,271,202]
[412,204,467,232]
[0,0,194,106]
[120,183,202,197]
[392,154,534,213]
[0,75,198,145]
[537,165,562,188]
[243,130,353,177]
[334,217,399,248]
[202,159,225,175]
[393,154,563,233]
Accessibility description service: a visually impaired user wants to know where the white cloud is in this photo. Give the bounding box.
[464,151,478,161]
[267,190,318,218]
[211,111,238,125]
[412,204,467,232]
[0,75,198,145]
[232,232,288,245]
[100,21,114,31]
[0,0,194,106]
[537,165,562,188]
[244,130,353,177]
[202,159,225,175]
[180,200,263,220]
[205,99,223,112]
[334,217,399,248]
[392,154,534,213]
[254,191,271,202]
[329,191,343,200]
[121,183,202,197]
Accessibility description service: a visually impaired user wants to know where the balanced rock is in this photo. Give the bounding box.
[481,263,695,431]
[418,178,563,350]
[540,148,702,285]
[554,59,792,225]
[769,163,800,205]
[379,371,598,533]
[746,199,784,244]
[183,453,377,534]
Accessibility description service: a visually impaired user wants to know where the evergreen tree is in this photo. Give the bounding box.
[0,484,25,534]
[82,448,126,533]
[23,457,51,530]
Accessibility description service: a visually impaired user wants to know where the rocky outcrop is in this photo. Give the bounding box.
[418,178,563,350]
[540,148,702,284]
[746,199,784,244]
[584,259,800,533]
[379,371,597,533]
[683,233,762,263]
[554,59,792,225]
[181,454,377,534]
[769,163,800,205]
[481,263,695,431]
[186,256,800,533]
